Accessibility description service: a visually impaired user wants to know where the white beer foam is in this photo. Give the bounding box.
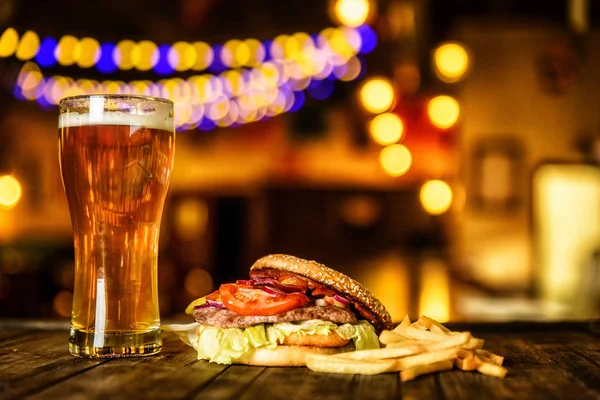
[59,111,174,131]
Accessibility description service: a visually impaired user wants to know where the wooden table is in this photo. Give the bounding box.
[1,320,600,400]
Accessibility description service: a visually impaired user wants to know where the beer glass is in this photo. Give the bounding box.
[59,95,175,357]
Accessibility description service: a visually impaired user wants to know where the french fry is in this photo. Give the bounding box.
[423,332,471,351]
[401,360,454,382]
[379,330,412,345]
[394,347,459,370]
[417,315,451,334]
[476,349,504,365]
[394,326,448,342]
[462,337,485,350]
[391,315,411,334]
[411,321,429,330]
[306,354,397,375]
[476,359,508,378]
[454,349,477,371]
[336,344,423,361]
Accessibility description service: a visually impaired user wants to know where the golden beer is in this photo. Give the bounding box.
[59,95,174,357]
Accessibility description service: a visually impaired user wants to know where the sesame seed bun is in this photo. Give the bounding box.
[250,254,393,332]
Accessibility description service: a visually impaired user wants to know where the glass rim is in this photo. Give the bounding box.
[59,94,173,107]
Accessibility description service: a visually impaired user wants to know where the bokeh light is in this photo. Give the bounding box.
[169,41,196,71]
[369,113,404,145]
[113,40,139,70]
[52,290,73,317]
[334,55,361,81]
[420,180,453,215]
[0,28,19,57]
[154,44,175,75]
[96,42,117,73]
[76,37,101,68]
[334,0,370,27]
[192,41,213,71]
[379,144,412,177]
[428,95,460,129]
[55,35,80,66]
[0,175,23,209]
[434,42,470,82]
[245,38,266,67]
[184,268,214,298]
[136,40,159,71]
[15,30,39,61]
[359,77,395,113]
[35,37,58,68]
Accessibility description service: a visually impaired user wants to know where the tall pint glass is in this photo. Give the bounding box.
[59,95,175,357]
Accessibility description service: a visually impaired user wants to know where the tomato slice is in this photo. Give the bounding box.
[205,290,221,301]
[219,283,310,316]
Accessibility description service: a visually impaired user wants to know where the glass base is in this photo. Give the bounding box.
[69,327,162,358]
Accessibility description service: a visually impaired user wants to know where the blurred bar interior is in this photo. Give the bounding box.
[0,0,599,323]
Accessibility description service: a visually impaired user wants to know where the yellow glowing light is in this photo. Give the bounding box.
[434,43,469,82]
[335,55,361,81]
[419,258,450,322]
[334,0,370,28]
[15,30,39,61]
[420,180,453,215]
[270,35,289,61]
[76,37,100,68]
[0,175,22,209]
[379,144,412,177]
[169,41,196,72]
[52,290,73,318]
[184,268,214,298]
[222,39,242,68]
[136,40,159,71]
[207,96,230,120]
[221,70,244,97]
[369,113,404,145]
[359,78,395,114]
[234,42,251,67]
[428,95,460,129]
[0,28,19,58]
[114,40,140,70]
[192,41,213,71]
[55,35,80,66]
[244,38,265,67]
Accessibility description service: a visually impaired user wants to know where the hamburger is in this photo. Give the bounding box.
[166,254,392,366]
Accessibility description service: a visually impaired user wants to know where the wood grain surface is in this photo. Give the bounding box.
[1,321,599,400]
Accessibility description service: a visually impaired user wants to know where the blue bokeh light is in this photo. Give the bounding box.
[35,37,57,68]
[96,42,118,74]
[307,78,335,100]
[198,117,217,131]
[357,25,377,54]
[207,44,226,74]
[154,45,175,76]
[289,90,305,112]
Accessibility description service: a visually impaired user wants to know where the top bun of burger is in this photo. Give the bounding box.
[251,254,392,332]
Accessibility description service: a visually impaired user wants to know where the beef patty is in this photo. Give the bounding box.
[193,305,358,328]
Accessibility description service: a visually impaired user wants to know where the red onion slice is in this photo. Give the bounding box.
[332,294,351,305]
[261,285,286,296]
[195,300,226,309]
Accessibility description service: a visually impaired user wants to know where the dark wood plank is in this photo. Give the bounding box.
[0,331,108,400]
[239,367,356,400]
[0,329,33,343]
[352,374,400,400]
[401,374,443,399]
[28,335,227,400]
[192,365,265,400]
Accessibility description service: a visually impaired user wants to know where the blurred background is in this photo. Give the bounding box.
[0,0,599,324]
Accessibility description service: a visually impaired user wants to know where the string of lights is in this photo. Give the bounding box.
[0,25,377,75]
[13,27,372,131]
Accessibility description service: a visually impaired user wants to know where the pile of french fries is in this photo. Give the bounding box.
[306,315,507,381]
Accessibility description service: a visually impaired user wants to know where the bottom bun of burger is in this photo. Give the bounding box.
[231,343,355,367]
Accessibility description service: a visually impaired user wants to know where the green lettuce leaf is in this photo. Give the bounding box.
[162,319,380,365]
